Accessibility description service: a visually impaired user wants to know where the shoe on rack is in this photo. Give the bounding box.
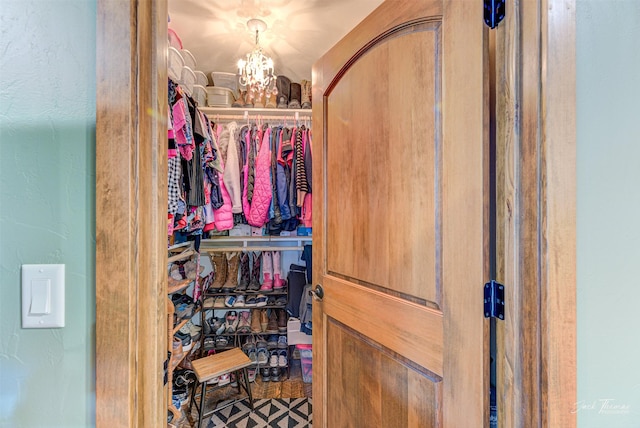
[208,252,227,292]
[255,294,268,307]
[278,349,288,367]
[206,317,224,335]
[288,82,302,109]
[236,252,250,292]
[260,251,273,291]
[272,251,286,290]
[277,335,288,349]
[175,330,192,352]
[221,252,240,292]
[276,75,291,108]
[203,296,214,309]
[250,309,262,333]
[245,296,257,307]
[224,310,238,333]
[269,350,279,367]
[237,310,251,333]
[260,367,271,382]
[247,251,262,292]
[267,334,279,348]
[218,373,231,386]
[259,309,269,332]
[214,296,226,308]
[274,296,287,306]
[270,367,281,382]
[234,295,246,308]
[277,309,287,333]
[301,79,312,109]
[267,296,277,306]
[257,347,269,365]
[266,310,279,334]
[215,336,229,348]
[224,295,237,308]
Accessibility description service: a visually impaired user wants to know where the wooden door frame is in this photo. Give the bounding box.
[94,0,575,426]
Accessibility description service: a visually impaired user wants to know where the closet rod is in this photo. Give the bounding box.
[202,246,305,253]
[205,113,311,122]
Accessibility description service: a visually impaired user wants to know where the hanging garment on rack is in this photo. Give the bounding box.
[247,126,273,227]
[240,125,251,219]
[221,122,242,214]
[295,126,309,207]
[184,98,206,207]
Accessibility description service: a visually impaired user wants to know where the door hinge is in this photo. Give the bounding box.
[484,0,506,29]
[484,280,505,320]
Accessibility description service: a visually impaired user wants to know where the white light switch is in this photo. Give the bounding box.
[30,279,51,315]
[22,264,65,328]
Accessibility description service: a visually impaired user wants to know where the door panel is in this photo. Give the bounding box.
[313,1,488,427]
[326,319,440,427]
[326,22,441,307]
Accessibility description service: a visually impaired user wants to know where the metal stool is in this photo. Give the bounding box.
[189,348,254,428]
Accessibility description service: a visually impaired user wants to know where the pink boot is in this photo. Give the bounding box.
[272,251,286,289]
[260,251,273,292]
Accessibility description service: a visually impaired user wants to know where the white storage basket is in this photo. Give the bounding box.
[168,47,184,82]
[192,85,207,106]
[194,70,208,87]
[180,49,197,69]
[179,66,197,96]
[211,72,238,94]
[206,86,235,107]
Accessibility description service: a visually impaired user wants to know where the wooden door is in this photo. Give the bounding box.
[312,1,489,426]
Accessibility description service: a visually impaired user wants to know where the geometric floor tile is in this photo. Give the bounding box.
[207,398,312,428]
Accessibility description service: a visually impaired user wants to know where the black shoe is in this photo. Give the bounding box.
[270,367,281,382]
[260,367,271,382]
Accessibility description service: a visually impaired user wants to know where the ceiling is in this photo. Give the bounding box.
[167,0,385,85]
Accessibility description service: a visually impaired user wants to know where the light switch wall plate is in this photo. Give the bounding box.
[21,264,65,328]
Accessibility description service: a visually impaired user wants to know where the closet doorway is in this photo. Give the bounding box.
[95,1,577,427]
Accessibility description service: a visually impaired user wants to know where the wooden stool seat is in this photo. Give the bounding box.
[189,348,254,428]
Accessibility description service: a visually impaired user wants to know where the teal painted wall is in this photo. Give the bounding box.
[577,0,640,426]
[0,1,96,427]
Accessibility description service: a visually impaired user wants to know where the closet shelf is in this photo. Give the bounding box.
[168,242,197,263]
[167,278,193,294]
[200,106,311,122]
[200,236,311,253]
[172,309,201,335]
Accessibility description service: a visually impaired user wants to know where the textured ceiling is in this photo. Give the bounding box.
[168,0,384,85]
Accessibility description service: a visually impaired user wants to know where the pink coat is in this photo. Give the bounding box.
[212,138,234,231]
[247,128,273,227]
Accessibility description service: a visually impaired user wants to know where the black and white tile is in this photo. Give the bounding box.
[207,398,312,428]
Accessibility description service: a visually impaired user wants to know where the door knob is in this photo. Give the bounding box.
[311,284,324,301]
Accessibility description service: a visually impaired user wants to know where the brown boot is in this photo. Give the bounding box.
[266,92,277,108]
[208,252,227,292]
[266,309,279,333]
[232,90,246,108]
[260,309,269,332]
[289,82,302,109]
[277,309,287,333]
[301,80,311,109]
[221,252,239,292]
[250,309,262,333]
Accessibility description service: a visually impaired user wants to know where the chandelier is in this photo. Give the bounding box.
[237,19,277,97]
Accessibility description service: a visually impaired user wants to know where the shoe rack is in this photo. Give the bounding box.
[166,241,202,421]
[197,237,310,383]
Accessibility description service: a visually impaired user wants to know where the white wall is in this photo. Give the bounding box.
[577,0,640,426]
[0,1,96,427]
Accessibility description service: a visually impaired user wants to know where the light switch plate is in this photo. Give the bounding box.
[21,264,65,328]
